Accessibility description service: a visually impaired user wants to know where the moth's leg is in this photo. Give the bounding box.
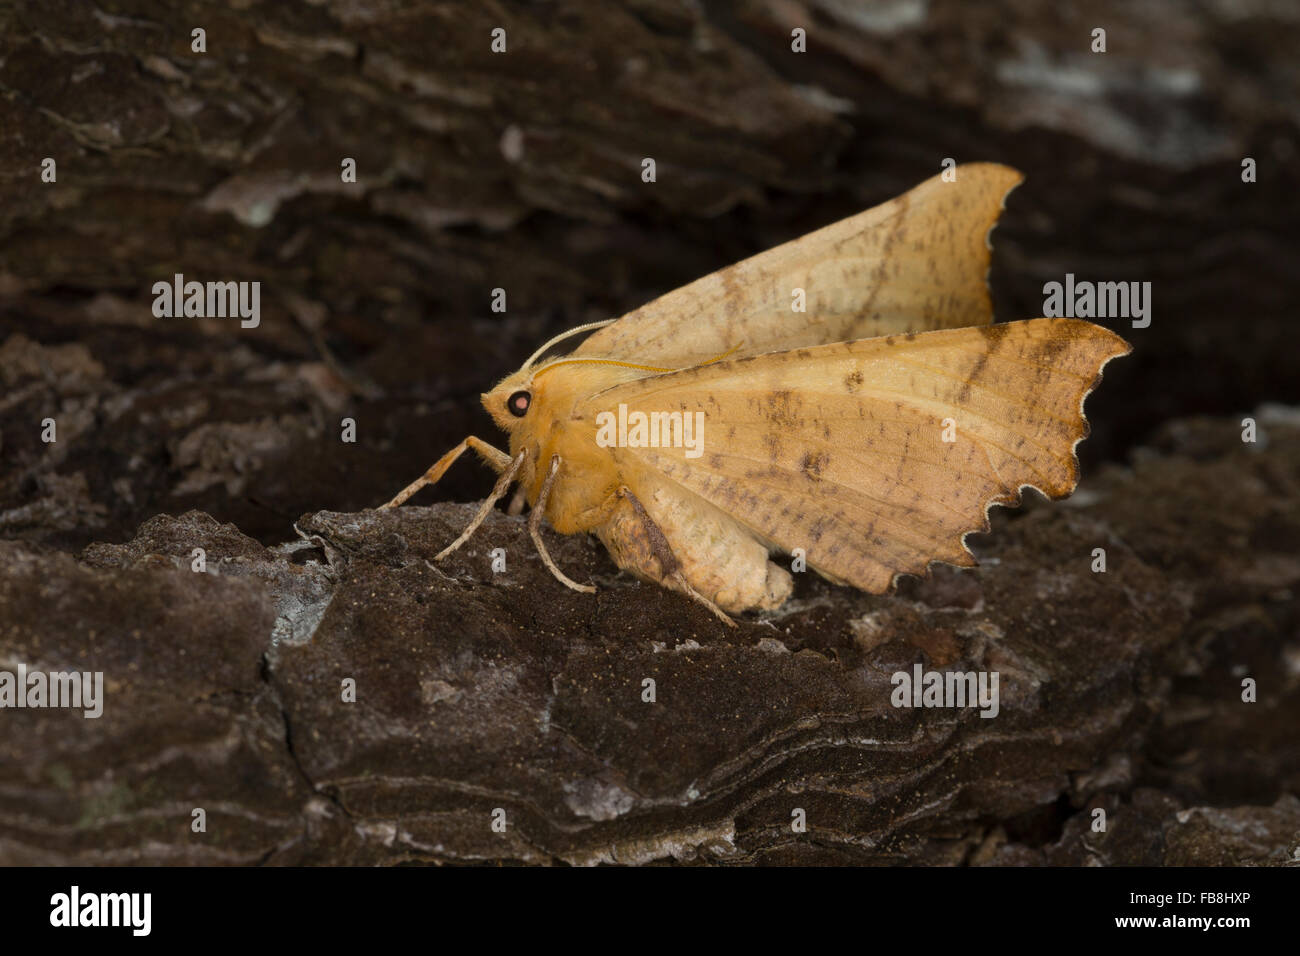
[506,484,528,517]
[379,436,512,510]
[613,487,737,628]
[435,449,528,560]
[529,455,596,594]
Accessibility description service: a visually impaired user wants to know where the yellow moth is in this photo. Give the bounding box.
[381,163,1130,625]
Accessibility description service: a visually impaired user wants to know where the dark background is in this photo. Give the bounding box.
[1,0,1296,550]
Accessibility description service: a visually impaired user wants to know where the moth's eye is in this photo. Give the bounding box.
[507,390,531,417]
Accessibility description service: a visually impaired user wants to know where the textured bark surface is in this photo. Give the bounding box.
[1,1,1298,864]
[1,412,1297,864]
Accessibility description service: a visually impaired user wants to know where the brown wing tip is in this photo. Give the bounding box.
[946,318,1132,574]
[1053,317,1134,358]
[1038,319,1132,503]
[875,316,1131,594]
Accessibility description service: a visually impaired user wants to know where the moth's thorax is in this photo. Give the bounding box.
[485,359,650,524]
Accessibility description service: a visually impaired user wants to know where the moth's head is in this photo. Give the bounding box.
[482,367,539,435]
[481,318,620,436]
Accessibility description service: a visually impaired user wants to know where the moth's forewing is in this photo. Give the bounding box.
[574,163,1024,368]
[594,318,1130,592]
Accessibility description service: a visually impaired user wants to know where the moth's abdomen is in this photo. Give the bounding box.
[599,471,792,613]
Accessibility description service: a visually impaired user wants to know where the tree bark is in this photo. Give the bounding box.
[0,0,1297,864]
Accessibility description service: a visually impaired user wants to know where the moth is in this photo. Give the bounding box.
[381,163,1130,625]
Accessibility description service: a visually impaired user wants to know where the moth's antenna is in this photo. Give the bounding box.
[523,319,618,370]
[533,357,678,377]
[697,341,745,366]
[531,340,747,380]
